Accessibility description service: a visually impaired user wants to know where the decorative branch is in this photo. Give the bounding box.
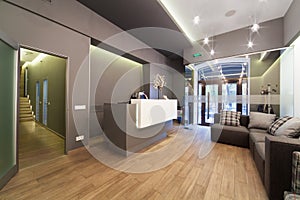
[153,74,166,90]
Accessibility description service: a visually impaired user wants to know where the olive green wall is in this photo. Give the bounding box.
[0,39,16,185]
[27,54,66,137]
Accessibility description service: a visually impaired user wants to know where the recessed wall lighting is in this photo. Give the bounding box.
[203,37,209,45]
[193,16,200,25]
[251,23,260,32]
[248,41,254,48]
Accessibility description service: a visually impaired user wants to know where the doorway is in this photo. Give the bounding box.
[19,47,66,169]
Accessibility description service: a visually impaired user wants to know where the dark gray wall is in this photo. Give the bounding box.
[284,0,300,45]
[27,54,66,137]
[250,51,280,77]
[90,46,143,137]
[0,1,90,151]
[184,18,284,64]
[0,0,180,151]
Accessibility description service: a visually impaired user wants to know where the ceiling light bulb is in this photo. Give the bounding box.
[193,16,200,25]
[210,49,215,56]
[248,41,254,48]
[251,23,260,32]
[203,37,209,44]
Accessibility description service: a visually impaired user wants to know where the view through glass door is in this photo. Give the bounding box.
[205,84,218,124]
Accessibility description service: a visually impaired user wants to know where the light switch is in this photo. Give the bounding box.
[74,105,86,110]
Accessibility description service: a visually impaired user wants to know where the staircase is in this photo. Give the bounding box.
[19,97,34,122]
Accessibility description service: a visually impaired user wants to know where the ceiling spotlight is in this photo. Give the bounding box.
[193,16,200,25]
[248,41,254,48]
[210,49,215,56]
[251,23,260,32]
[203,37,209,45]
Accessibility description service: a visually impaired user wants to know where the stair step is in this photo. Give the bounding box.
[20,104,30,108]
[20,114,33,118]
[19,117,34,122]
[20,111,32,115]
[20,108,32,113]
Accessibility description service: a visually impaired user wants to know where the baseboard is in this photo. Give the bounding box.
[34,120,65,139]
[0,165,18,190]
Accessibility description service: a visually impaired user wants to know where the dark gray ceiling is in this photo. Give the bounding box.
[77,0,191,59]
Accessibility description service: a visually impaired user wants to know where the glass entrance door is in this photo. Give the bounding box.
[205,84,218,124]
[222,83,237,111]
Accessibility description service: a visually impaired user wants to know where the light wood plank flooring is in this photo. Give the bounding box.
[0,125,267,200]
[19,121,65,169]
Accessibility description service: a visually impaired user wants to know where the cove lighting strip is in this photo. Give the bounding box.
[157,0,195,42]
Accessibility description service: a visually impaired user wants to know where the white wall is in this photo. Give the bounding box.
[292,37,300,117]
[280,47,294,117]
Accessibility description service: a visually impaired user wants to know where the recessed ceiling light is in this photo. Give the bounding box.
[193,16,200,25]
[225,10,236,17]
[248,41,254,48]
[203,37,209,45]
[210,49,215,56]
[251,23,260,32]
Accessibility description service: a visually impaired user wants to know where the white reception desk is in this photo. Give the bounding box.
[130,99,177,128]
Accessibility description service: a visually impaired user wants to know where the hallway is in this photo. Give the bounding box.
[19,121,64,169]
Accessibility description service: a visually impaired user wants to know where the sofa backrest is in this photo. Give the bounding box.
[214,113,249,127]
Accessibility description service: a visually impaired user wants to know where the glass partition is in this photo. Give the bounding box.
[0,38,17,188]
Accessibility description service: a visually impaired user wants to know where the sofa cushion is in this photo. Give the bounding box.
[250,132,268,143]
[211,124,249,148]
[255,142,265,160]
[268,116,293,135]
[249,128,268,134]
[248,112,276,129]
[275,117,300,138]
[220,110,241,126]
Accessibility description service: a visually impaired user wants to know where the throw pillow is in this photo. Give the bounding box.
[220,110,241,126]
[248,112,276,130]
[275,117,300,137]
[268,116,292,135]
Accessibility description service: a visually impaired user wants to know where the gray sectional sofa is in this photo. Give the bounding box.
[211,113,300,200]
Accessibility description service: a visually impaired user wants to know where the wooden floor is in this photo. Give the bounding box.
[18,121,65,169]
[0,125,268,200]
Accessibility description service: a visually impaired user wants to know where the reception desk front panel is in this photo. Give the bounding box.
[130,99,177,128]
